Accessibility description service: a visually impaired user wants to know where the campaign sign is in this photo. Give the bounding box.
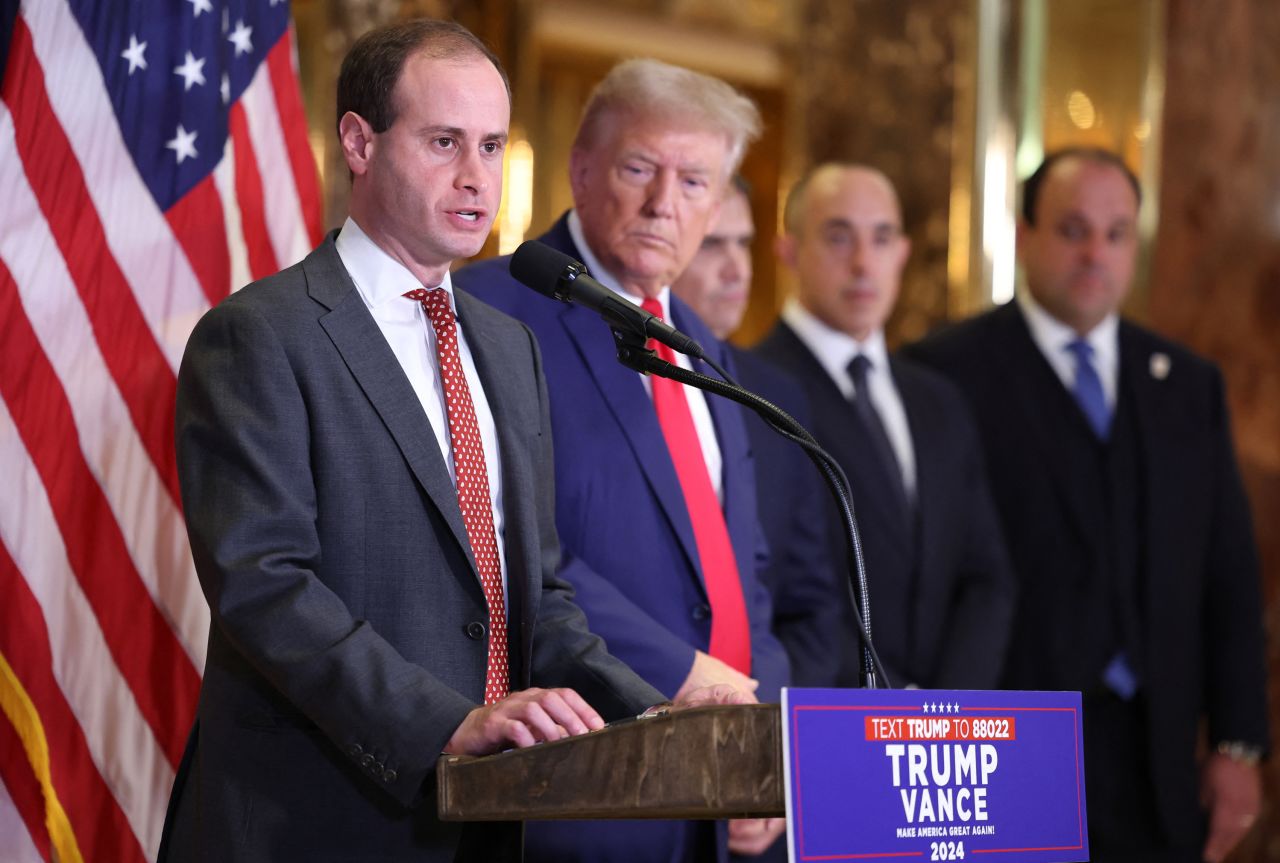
[782,689,1087,863]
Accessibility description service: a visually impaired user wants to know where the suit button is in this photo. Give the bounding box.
[383,768,398,783]
[360,753,374,769]
[691,603,711,621]
[347,743,363,757]
[465,621,486,640]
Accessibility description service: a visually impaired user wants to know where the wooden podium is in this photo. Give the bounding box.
[437,704,785,821]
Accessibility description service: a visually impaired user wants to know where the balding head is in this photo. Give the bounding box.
[777,163,910,340]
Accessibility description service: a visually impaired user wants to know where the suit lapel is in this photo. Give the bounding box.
[560,303,705,583]
[455,290,540,671]
[305,240,478,581]
[892,361,936,569]
[990,305,1099,547]
[1118,324,1176,624]
[773,324,913,556]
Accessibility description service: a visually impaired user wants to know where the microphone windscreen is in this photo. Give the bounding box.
[509,241,576,297]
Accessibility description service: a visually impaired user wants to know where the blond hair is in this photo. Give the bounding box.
[575,58,761,176]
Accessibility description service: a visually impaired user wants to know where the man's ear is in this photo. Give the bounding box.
[339,111,376,176]
[568,147,589,202]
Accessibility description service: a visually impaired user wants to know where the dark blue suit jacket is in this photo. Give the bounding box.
[754,322,1015,690]
[729,346,843,687]
[455,216,788,863]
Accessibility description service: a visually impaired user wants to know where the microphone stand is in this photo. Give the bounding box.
[612,326,888,689]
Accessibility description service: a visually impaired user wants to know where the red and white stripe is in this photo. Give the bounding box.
[0,0,323,857]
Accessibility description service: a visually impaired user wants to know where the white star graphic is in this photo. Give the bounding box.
[166,124,198,164]
[173,51,206,91]
[121,34,147,74]
[220,73,231,105]
[228,20,253,56]
[186,0,212,17]
[923,702,932,714]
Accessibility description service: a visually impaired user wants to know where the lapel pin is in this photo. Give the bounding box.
[1149,352,1171,380]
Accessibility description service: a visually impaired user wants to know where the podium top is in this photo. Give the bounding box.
[437,704,785,821]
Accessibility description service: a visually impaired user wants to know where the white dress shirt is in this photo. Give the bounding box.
[335,217,508,589]
[1016,289,1119,410]
[568,210,724,500]
[782,298,917,499]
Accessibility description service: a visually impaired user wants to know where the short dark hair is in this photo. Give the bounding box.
[1021,148,1142,225]
[335,19,509,139]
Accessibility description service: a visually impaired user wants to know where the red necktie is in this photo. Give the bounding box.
[405,288,509,704]
[641,297,751,674]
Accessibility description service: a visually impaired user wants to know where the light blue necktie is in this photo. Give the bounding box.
[1066,338,1138,697]
[1066,338,1111,439]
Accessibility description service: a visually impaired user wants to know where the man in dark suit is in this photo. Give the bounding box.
[456,59,789,861]
[906,148,1268,863]
[754,163,1015,692]
[159,22,733,863]
[671,176,842,691]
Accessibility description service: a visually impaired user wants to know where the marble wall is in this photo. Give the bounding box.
[795,0,967,346]
[1149,1,1280,858]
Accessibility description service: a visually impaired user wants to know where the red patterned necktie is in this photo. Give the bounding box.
[405,288,509,704]
[640,297,751,674]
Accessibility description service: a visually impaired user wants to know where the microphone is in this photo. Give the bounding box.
[509,240,706,360]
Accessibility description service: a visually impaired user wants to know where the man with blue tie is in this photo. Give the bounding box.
[753,163,1015,693]
[906,149,1268,863]
[456,59,789,861]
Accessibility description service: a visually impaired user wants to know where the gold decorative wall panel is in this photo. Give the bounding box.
[794,0,968,346]
[1151,3,1280,856]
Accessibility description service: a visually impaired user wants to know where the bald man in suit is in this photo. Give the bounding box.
[754,163,1015,693]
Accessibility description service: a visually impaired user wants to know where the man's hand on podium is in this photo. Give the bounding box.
[728,816,786,856]
[443,688,605,756]
[675,650,759,705]
[1200,751,1261,863]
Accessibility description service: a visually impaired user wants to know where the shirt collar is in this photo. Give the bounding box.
[1016,287,1118,364]
[335,216,456,313]
[567,209,671,319]
[782,296,890,383]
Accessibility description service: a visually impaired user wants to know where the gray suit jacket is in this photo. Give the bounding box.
[160,234,660,862]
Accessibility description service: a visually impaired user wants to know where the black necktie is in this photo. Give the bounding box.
[847,354,910,521]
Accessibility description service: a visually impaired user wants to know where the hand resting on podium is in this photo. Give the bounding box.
[442,678,755,757]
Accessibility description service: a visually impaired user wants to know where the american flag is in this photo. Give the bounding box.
[0,0,322,858]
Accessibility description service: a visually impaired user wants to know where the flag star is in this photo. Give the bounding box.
[121,34,147,74]
[186,0,212,17]
[166,124,198,164]
[221,74,231,104]
[228,20,253,56]
[174,51,206,91]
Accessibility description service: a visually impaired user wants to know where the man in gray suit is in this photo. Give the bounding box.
[159,20,726,863]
